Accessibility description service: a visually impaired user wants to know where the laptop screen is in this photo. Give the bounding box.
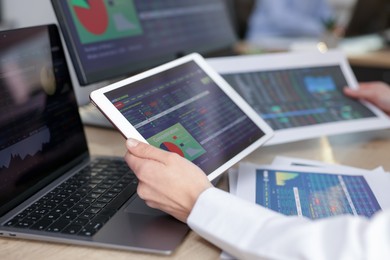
[0,25,88,216]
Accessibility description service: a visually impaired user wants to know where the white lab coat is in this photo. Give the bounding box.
[187,188,390,260]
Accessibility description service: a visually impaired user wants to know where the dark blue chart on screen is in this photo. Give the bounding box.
[255,169,381,219]
[104,61,265,175]
[222,66,376,130]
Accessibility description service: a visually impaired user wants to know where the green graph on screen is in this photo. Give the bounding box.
[69,0,143,44]
[147,123,206,162]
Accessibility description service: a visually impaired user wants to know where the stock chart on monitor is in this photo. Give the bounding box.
[52,0,236,85]
[221,66,376,130]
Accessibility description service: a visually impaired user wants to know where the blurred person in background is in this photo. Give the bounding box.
[246,0,336,42]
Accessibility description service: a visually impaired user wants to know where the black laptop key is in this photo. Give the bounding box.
[59,201,74,209]
[98,208,116,219]
[41,202,56,210]
[103,192,118,199]
[62,213,78,220]
[34,208,50,216]
[73,218,89,226]
[14,212,28,220]
[78,228,97,237]
[86,207,101,215]
[87,193,101,199]
[48,198,62,204]
[30,218,55,231]
[79,212,96,220]
[15,219,34,229]
[91,215,109,225]
[97,184,111,189]
[92,188,107,194]
[78,224,100,237]
[69,207,84,215]
[97,197,112,203]
[104,183,137,211]
[68,196,82,204]
[62,224,83,235]
[74,202,89,209]
[52,206,68,215]
[80,197,95,204]
[46,219,71,232]
[25,213,42,222]
[92,202,107,208]
[46,212,61,220]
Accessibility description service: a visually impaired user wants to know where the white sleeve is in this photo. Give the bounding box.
[187,187,390,260]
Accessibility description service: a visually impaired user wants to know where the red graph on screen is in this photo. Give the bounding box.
[73,0,109,35]
[160,142,185,157]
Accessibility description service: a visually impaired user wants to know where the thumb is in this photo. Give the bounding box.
[343,87,371,99]
[126,138,169,162]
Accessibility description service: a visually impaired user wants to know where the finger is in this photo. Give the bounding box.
[358,81,384,89]
[137,182,168,210]
[344,81,386,98]
[136,181,149,200]
[126,138,171,163]
[343,87,374,100]
[144,200,159,210]
[125,152,161,179]
[343,87,360,97]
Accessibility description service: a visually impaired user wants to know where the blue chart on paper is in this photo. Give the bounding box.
[256,169,381,219]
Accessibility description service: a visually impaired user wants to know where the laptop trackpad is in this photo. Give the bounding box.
[124,196,166,216]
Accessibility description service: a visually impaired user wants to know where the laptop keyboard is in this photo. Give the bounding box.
[4,158,138,237]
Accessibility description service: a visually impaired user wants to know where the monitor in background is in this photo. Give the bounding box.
[0,2,2,25]
[344,0,390,38]
[51,0,237,86]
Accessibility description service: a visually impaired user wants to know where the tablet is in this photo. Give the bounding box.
[207,50,390,145]
[90,53,274,181]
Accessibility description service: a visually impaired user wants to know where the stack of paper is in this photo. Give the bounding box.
[221,156,390,259]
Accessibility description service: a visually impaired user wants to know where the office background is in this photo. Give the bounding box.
[0,0,369,107]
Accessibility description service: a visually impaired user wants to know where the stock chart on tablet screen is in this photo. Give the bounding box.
[104,61,265,175]
[221,66,376,130]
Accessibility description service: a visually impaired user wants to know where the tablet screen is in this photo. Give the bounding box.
[222,65,376,130]
[207,51,390,145]
[103,60,266,174]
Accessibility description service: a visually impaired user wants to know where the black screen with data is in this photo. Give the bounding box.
[0,25,87,216]
[104,61,265,175]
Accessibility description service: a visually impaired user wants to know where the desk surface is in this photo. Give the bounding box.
[2,126,390,260]
[347,48,390,68]
[235,41,390,68]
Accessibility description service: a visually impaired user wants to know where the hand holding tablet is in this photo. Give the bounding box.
[90,53,274,181]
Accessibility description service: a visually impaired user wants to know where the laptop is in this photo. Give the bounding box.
[0,24,189,255]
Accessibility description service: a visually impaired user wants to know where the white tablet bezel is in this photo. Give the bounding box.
[90,53,274,181]
[206,50,390,145]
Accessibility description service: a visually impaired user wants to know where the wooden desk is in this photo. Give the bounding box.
[2,126,390,260]
[347,48,390,69]
[347,48,390,84]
